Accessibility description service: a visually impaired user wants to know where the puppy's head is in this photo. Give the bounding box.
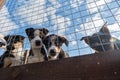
[3,35,25,51]
[81,22,113,52]
[44,34,69,60]
[26,28,49,48]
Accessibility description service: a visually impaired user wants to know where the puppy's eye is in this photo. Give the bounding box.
[55,41,59,46]
[45,42,51,49]
[40,36,44,39]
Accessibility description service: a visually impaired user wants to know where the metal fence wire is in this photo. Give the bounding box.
[0,0,120,66]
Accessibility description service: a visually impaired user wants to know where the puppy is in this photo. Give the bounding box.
[0,35,25,68]
[81,22,120,53]
[25,28,48,63]
[43,34,69,60]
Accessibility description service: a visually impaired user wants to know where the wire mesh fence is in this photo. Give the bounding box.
[0,0,120,67]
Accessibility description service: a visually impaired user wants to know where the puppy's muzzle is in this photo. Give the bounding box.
[35,40,41,46]
[50,49,56,56]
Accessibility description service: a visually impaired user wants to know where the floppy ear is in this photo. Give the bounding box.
[0,42,5,47]
[18,35,25,41]
[59,36,69,46]
[0,42,5,48]
[80,36,90,44]
[99,22,110,35]
[25,28,34,36]
[0,42,6,50]
[4,35,10,42]
[42,28,49,35]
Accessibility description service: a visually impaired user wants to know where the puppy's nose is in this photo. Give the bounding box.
[50,49,56,56]
[35,40,41,46]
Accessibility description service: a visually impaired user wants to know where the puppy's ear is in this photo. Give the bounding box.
[25,28,34,36]
[0,42,5,47]
[59,36,69,46]
[99,22,110,35]
[4,35,10,42]
[41,28,49,35]
[80,36,90,44]
[18,35,25,41]
[0,42,6,50]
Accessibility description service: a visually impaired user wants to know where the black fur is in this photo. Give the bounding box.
[81,22,120,52]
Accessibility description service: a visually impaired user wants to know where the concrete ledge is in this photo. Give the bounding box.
[0,50,120,80]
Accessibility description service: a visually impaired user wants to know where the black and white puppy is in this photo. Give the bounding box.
[81,22,120,53]
[25,28,49,63]
[43,34,69,60]
[0,35,25,68]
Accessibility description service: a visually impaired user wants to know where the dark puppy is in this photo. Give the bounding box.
[25,28,48,63]
[43,34,69,60]
[0,35,25,68]
[81,22,120,53]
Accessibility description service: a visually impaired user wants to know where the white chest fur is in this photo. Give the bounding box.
[27,48,45,63]
[10,48,25,66]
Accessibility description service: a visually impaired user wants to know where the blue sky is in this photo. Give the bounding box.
[0,0,120,57]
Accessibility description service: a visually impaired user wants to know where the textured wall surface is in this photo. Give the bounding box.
[0,50,120,80]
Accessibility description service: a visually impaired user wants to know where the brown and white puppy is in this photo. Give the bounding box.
[0,35,25,68]
[81,22,120,53]
[25,28,48,63]
[43,34,69,60]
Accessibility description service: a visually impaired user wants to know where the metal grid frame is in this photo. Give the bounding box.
[0,0,120,58]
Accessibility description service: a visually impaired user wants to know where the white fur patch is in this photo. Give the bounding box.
[34,30,40,36]
[30,30,43,48]
[27,56,45,63]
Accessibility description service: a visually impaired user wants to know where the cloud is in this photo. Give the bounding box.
[71,40,77,45]
[81,0,119,36]
[113,8,120,22]
[80,13,120,39]
[86,0,113,13]
[80,13,104,35]
[70,0,83,9]
[14,0,48,26]
[107,23,120,39]
[0,6,18,35]
[46,0,71,34]
[10,0,71,35]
